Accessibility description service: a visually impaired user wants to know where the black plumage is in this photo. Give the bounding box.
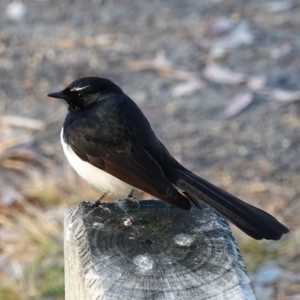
[48,77,289,240]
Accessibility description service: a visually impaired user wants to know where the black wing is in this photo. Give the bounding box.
[64,116,191,210]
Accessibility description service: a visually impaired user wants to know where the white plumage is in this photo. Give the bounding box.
[60,128,133,198]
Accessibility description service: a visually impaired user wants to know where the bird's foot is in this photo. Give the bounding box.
[124,189,138,204]
[98,205,111,214]
[92,192,111,213]
[94,191,109,206]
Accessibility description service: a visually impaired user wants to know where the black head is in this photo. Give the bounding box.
[47,77,123,111]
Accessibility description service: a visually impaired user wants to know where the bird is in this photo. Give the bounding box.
[48,77,289,240]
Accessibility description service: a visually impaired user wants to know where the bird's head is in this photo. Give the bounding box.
[47,77,123,111]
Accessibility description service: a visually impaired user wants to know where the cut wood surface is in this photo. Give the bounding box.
[65,199,256,300]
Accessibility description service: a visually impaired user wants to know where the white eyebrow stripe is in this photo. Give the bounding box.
[70,85,89,92]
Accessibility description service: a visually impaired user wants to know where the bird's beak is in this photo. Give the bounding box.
[47,92,63,99]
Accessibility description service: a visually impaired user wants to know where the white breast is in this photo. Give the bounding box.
[60,128,133,198]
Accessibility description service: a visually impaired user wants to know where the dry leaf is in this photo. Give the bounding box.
[210,21,254,57]
[1,115,45,131]
[6,2,27,21]
[0,134,34,153]
[266,1,293,12]
[171,80,204,97]
[94,34,114,46]
[263,88,300,103]
[223,92,253,118]
[209,17,234,36]
[247,76,266,91]
[59,38,75,49]
[128,51,173,72]
[203,63,246,85]
[271,42,293,59]
[248,182,267,193]
[127,51,196,80]
[218,21,254,48]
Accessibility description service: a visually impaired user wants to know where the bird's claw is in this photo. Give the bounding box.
[125,189,138,204]
[97,204,111,214]
[83,191,111,213]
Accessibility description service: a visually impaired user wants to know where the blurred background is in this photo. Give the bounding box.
[0,0,300,299]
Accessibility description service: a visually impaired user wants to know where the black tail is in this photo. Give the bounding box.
[172,168,289,240]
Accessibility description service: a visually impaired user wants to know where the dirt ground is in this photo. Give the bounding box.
[0,0,300,299]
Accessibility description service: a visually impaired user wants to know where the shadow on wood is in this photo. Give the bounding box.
[65,199,256,300]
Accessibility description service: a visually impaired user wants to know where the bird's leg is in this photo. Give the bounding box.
[91,191,111,213]
[95,191,109,206]
[125,188,138,204]
[127,188,134,199]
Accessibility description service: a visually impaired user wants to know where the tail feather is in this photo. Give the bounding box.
[173,168,289,240]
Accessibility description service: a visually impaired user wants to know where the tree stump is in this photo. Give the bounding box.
[64,199,256,300]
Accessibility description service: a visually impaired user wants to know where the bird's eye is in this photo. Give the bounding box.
[78,92,83,98]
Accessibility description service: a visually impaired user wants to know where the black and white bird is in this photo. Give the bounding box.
[48,77,289,240]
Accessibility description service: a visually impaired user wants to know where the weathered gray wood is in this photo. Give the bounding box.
[65,199,256,300]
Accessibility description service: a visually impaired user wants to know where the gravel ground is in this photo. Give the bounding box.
[1,0,300,299]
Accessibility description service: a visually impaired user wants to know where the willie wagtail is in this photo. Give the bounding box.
[48,77,289,240]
